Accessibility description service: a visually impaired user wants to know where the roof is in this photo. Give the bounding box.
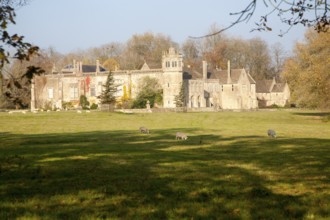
[256,79,287,93]
[82,65,107,73]
[183,65,250,84]
[62,64,107,73]
[271,83,286,92]
[255,80,273,93]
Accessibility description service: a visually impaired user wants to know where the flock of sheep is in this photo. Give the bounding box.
[7,110,277,139]
[139,126,188,140]
[139,126,277,139]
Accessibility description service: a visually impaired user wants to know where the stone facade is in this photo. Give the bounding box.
[33,48,182,109]
[33,47,284,110]
[183,60,258,110]
[256,78,290,107]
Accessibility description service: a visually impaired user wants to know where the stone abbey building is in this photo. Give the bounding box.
[32,48,289,110]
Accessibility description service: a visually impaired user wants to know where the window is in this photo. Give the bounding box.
[221,85,223,92]
[232,85,234,91]
[47,88,54,99]
[172,61,177,67]
[70,84,78,99]
[90,86,96,97]
[168,83,170,87]
[166,61,170,68]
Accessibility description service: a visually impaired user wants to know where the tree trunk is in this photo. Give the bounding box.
[0,72,4,107]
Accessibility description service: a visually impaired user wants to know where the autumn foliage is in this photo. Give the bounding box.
[283,30,330,109]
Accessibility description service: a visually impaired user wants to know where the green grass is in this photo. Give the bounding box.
[0,110,329,219]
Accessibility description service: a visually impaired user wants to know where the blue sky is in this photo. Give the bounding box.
[9,0,307,54]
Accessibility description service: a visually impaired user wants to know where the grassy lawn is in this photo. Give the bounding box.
[0,110,329,219]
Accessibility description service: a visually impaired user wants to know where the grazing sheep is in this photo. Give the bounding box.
[77,110,82,114]
[267,129,277,138]
[176,132,188,140]
[139,126,149,134]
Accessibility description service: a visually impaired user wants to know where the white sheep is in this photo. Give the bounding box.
[267,129,277,138]
[139,126,149,134]
[176,132,188,140]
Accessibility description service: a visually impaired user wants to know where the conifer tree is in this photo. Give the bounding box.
[174,82,185,107]
[98,71,118,110]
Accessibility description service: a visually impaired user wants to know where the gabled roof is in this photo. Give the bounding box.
[256,79,288,93]
[255,80,273,93]
[141,62,150,70]
[247,73,256,84]
[272,83,286,92]
[183,66,250,84]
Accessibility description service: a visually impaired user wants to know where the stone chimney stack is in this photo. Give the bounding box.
[96,60,100,74]
[73,60,76,73]
[203,60,207,81]
[227,60,231,84]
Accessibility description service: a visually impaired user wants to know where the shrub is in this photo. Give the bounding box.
[62,101,73,110]
[90,103,98,110]
[80,95,90,110]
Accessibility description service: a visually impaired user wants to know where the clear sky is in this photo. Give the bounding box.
[9,0,307,54]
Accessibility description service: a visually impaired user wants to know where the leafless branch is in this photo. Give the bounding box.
[190,0,329,38]
[189,0,257,39]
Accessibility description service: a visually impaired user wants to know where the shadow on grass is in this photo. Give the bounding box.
[291,112,330,117]
[0,129,329,219]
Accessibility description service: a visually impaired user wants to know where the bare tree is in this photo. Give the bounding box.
[191,0,329,38]
[120,32,177,70]
[0,0,43,107]
[182,39,200,60]
[270,42,287,78]
[245,37,272,79]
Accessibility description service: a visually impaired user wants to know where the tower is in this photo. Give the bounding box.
[162,47,183,108]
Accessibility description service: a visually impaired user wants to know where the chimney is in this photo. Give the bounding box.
[96,60,100,74]
[227,60,231,84]
[73,60,76,73]
[203,60,207,81]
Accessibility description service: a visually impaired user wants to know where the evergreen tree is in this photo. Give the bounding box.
[79,95,90,110]
[98,71,118,110]
[174,82,185,107]
[132,76,162,108]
